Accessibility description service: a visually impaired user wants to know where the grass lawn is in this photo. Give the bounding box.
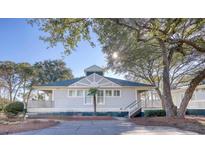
[131,116,205,134]
[0,119,59,135]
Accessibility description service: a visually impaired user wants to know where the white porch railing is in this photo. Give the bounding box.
[184,100,205,109]
[143,100,162,108]
[121,100,142,117]
[28,100,54,108]
[143,100,205,109]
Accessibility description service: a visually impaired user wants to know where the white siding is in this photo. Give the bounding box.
[172,88,205,109]
[52,88,137,112]
[104,88,136,109]
[54,89,84,108]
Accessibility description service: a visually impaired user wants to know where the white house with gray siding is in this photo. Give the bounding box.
[172,84,205,114]
[28,65,154,117]
[137,83,205,115]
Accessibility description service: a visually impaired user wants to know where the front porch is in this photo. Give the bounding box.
[27,89,163,118]
[28,90,54,109]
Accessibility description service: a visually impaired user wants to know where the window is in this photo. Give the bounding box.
[97,90,104,104]
[113,90,120,96]
[105,90,112,96]
[68,90,75,97]
[97,90,104,96]
[77,90,84,96]
[85,90,92,104]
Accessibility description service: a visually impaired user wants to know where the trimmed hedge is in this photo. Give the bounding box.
[144,110,166,117]
[4,102,24,115]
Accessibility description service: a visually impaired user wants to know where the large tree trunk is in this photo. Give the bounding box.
[13,85,21,102]
[26,83,35,110]
[22,81,26,110]
[177,68,205,117]
[160,40,177,117]
[162,64,177,117]
[26,88,33,103]
[8,81,13,102]
[9,89,12,102]
[155,88,165,109]
[93,94,97,115]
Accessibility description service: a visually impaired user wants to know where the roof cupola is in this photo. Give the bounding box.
[84,65,104,76]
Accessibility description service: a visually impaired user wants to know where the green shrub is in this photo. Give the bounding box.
[144,110,166,117]
[0,104,4,112]
[4,102,24,115]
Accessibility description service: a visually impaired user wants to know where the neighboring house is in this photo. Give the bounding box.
[140,83,205,115]
[172,84,205,114]
[28,65,154,117]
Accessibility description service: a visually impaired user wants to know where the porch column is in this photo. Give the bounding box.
[137,91,141,102]
[151,90,154,108]
[51,90,55,107]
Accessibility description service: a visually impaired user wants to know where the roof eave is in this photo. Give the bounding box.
[33,85,155,90]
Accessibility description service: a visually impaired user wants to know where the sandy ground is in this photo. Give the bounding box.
[0,119,59,135]
[131,116,205,134]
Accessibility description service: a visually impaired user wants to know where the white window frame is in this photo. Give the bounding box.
[68,89,86,97]
[84,89,106,105]
[104,89,121,97]
[105,89,112,97]
[84,90,93,105]
[97,90,105,105]
[68,89,76,97]
[113,89,121,97]
[76,89,84,97]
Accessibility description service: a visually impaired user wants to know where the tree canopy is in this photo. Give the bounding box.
[29,18,205,117]
[29,19,94,54]
[33,59,74,85]
[0,60,74,104]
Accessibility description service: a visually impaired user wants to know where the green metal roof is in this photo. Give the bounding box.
[104,77,153,87]
[39,74,153,87]
[40,77,84,86]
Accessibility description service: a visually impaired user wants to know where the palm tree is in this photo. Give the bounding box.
[88,87,98,115]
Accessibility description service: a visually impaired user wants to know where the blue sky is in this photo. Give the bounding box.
[0,18,124,79]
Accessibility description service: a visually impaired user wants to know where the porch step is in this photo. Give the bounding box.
[130,108,142,118]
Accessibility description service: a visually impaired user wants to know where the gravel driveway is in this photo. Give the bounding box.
[15,119,198,135]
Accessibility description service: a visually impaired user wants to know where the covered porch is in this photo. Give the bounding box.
[138,90,162,109]
[28,90,54,108]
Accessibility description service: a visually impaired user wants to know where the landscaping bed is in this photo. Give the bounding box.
[0,119,59,135]
[131,116,205,134]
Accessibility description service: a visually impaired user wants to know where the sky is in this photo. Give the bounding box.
[0,18,124,79]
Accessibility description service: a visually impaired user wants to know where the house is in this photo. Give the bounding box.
[172,83,205,115]
[27,65,154,117]
[138,83,205,115]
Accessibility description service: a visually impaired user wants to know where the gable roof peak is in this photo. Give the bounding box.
[84,65,104,76]
[84,65,103,72]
